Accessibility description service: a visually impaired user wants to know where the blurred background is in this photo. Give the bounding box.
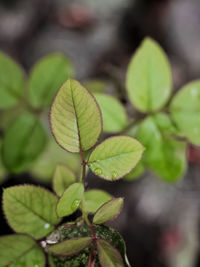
[1,0,200,266]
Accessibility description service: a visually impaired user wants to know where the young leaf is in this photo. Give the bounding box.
[30,139,81,183]
[0,234,45,267]
[88,136,144,180]
[170,80,200,146]
[126,37,172,112]
[93,198,123,224]
[47,237,91,257]
[3,185,61,239]
[57,183,84,217]
[84,190,112,213]
[97,239,125,267]
[50,79,102,153]
[0,52,25,109]
[53,164,76,196]
[1,112,47,173]
[124,161,145,181]
[29,53,74,108]
[136,114,186,182]
[94,93,128,133]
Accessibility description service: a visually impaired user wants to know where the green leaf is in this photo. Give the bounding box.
[30,139,81,183]
[88,136,144,180]
[3,185,61,239]
[50,79,102,153]
[29,53,74,108]
[1,112,47,173]
[94,93,128,133]
[0,52,25,109]
[124,161,145,181]
[47,237,91,257]
[170,80,200,145]
[136,114,186,182]
[97,239,124,267]
[53,164,76,196]
[84,79,107,93]
[126,37,172,112]
[0,234,45,267]
[84,190,112,213]
[57,183,84,217]
[93,198,123,224]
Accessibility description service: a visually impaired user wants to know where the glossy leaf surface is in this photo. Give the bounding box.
[50,79,102,153]
[3,185,60,239]
[93,198,123,224]
[94,93,127,133]
[29,53,74,108]
[88,136,144,180]
[57,183,84,217]
[126,37,172,112]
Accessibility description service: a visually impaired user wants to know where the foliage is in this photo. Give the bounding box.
[94,37,200,182]
[0,78,144,266]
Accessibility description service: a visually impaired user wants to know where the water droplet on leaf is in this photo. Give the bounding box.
[71,199,80,211]
[112,171,117,179]
[94,168,102,175]
[44,223,50,229]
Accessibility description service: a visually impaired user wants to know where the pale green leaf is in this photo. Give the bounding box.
[53,164,76,196]
[97,239,124,267]
[84,190,112,213]
[50,79,102,153]
[93,198,123,224]
[1,112,47,173]
[29,53,74,108]
[0,52,25,109]
[84,79,107,93]
[30,139,81,183]
[47,237,91,256]
[94,93,127,133]
[88,136,144,180]
[3,185,61,239]
[136,114,186,182]
[126,37,172,112]
[170,80,200,145]
[124,161,145,181]
[0,234,45,267]
[57,183,84,217]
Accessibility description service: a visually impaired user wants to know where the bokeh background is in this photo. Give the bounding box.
[1,0,200,266]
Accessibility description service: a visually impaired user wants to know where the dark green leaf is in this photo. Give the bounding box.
[29,53,74,108]
[0,52,25,109]
[84,79,107,93]
[124,161,145,181]
[3,185,61,239]
[1,112,47,173]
